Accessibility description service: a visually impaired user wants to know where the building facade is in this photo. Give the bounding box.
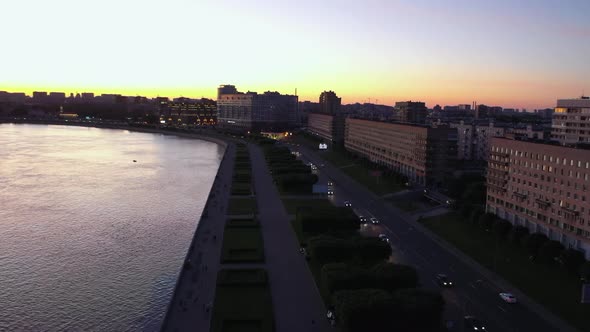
[395,101,428,124]
[551,97,590,145]
[159,98,217,126]
[217,86,299,132]
[319,91,341,115]
[453,121,547,162]
[344,118,457,186]
[487,137,590,258]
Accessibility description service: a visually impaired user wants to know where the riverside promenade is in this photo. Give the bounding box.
[160,140,235,332]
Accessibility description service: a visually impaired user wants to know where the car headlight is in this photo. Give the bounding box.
[474,328,478,331]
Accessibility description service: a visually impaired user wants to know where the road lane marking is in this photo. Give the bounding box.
[497,305,507,313]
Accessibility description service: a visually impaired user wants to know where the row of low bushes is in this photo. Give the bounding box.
[468,212,590,280]
[231,144,252,196]
[221,213,263,263]
[211,269,274,332]
[293,203,445,332]
[263,144,318,194]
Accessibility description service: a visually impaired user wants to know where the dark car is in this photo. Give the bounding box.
[436,274,454,287]
[344,201,352,207]
[464,316,486,331]
[358,215,367,223]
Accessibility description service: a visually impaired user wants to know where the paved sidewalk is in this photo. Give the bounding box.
[249,144,332,332]
[160,142,236,332]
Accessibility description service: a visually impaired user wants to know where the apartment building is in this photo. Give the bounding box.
[344,118,457,186]
[551,97,590,145]
[307,91,345,144]
[487,137,590,258]
[217,85,298,133]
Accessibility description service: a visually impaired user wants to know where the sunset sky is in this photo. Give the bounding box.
[1,0,589,109]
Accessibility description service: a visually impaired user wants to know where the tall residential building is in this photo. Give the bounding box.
[395,101,428,124]
[487,137,590,258]
[319,91,341,115]
[344,118,457,186]
[217,85,298,132]
[453,121,547,162]
[551,97,590,145]
[308,91,345,144]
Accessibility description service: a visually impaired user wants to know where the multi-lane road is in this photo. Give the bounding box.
[287,141,576,332]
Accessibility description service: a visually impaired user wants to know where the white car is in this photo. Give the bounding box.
[499,292,517,303]
[370,217,379,224]
[378,234,389,243]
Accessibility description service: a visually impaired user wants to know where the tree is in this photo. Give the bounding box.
[522,233,549,256]
[333,289,394,332]
[371,263,418,292]
[322,263,369,295]
[478,213,496,230]
[508,225,529,245]
[492,219,512,238]
[356,237,392,263]
[468,207,484,224]
[559,249,586,274]
[538,240,564,264]
[308,236,356,264]
[579,261,590,282]
[391,288,445,331]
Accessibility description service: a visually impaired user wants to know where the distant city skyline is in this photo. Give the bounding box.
[1,0,588,109]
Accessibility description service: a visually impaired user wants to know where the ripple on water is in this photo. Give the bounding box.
[0,124,222,331]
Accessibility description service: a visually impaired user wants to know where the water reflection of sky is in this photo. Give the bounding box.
[0,124,222,331]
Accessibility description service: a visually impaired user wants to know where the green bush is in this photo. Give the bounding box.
[308,236,356,264]
[391,288,445,331]
[580,261,590,281]
[560,249,586,274]
[538,240,565,264]
[522,232,549,256]
[333,289,394,332]
[356,237,392,262]
[493,219,512,238]
[477,212,496,230]
[509,225,529,245]
[371,262,418,292]
[297,207,359,234]
[322,263,370,295]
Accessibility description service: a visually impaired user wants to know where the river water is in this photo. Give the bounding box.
[0,124,223,331]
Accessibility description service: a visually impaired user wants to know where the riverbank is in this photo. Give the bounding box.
[0,118,228,148]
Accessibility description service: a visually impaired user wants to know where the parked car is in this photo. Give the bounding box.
[464,316,486,330]
[378,234,389,243]
[299,247,310,260]
[499,292,517,303]
[436,274,454,287]
[344,201,352,207]
[370,217,379,224]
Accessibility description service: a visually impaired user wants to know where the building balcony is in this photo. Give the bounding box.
[535,199,551,209]
[513,192,527,199]
[560,206,580,217]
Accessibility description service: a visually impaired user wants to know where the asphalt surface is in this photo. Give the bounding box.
[249,144,332,332]
[161,142,235,332]
[286,141,577,332]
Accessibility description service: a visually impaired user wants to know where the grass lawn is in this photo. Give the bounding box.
[281,197,335,214]
[221,227,264,263]
[211,269,274,332]
[231,183,251,196]
[392,200,420,212]
[421,212,590,332]
[228,197,256,215]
